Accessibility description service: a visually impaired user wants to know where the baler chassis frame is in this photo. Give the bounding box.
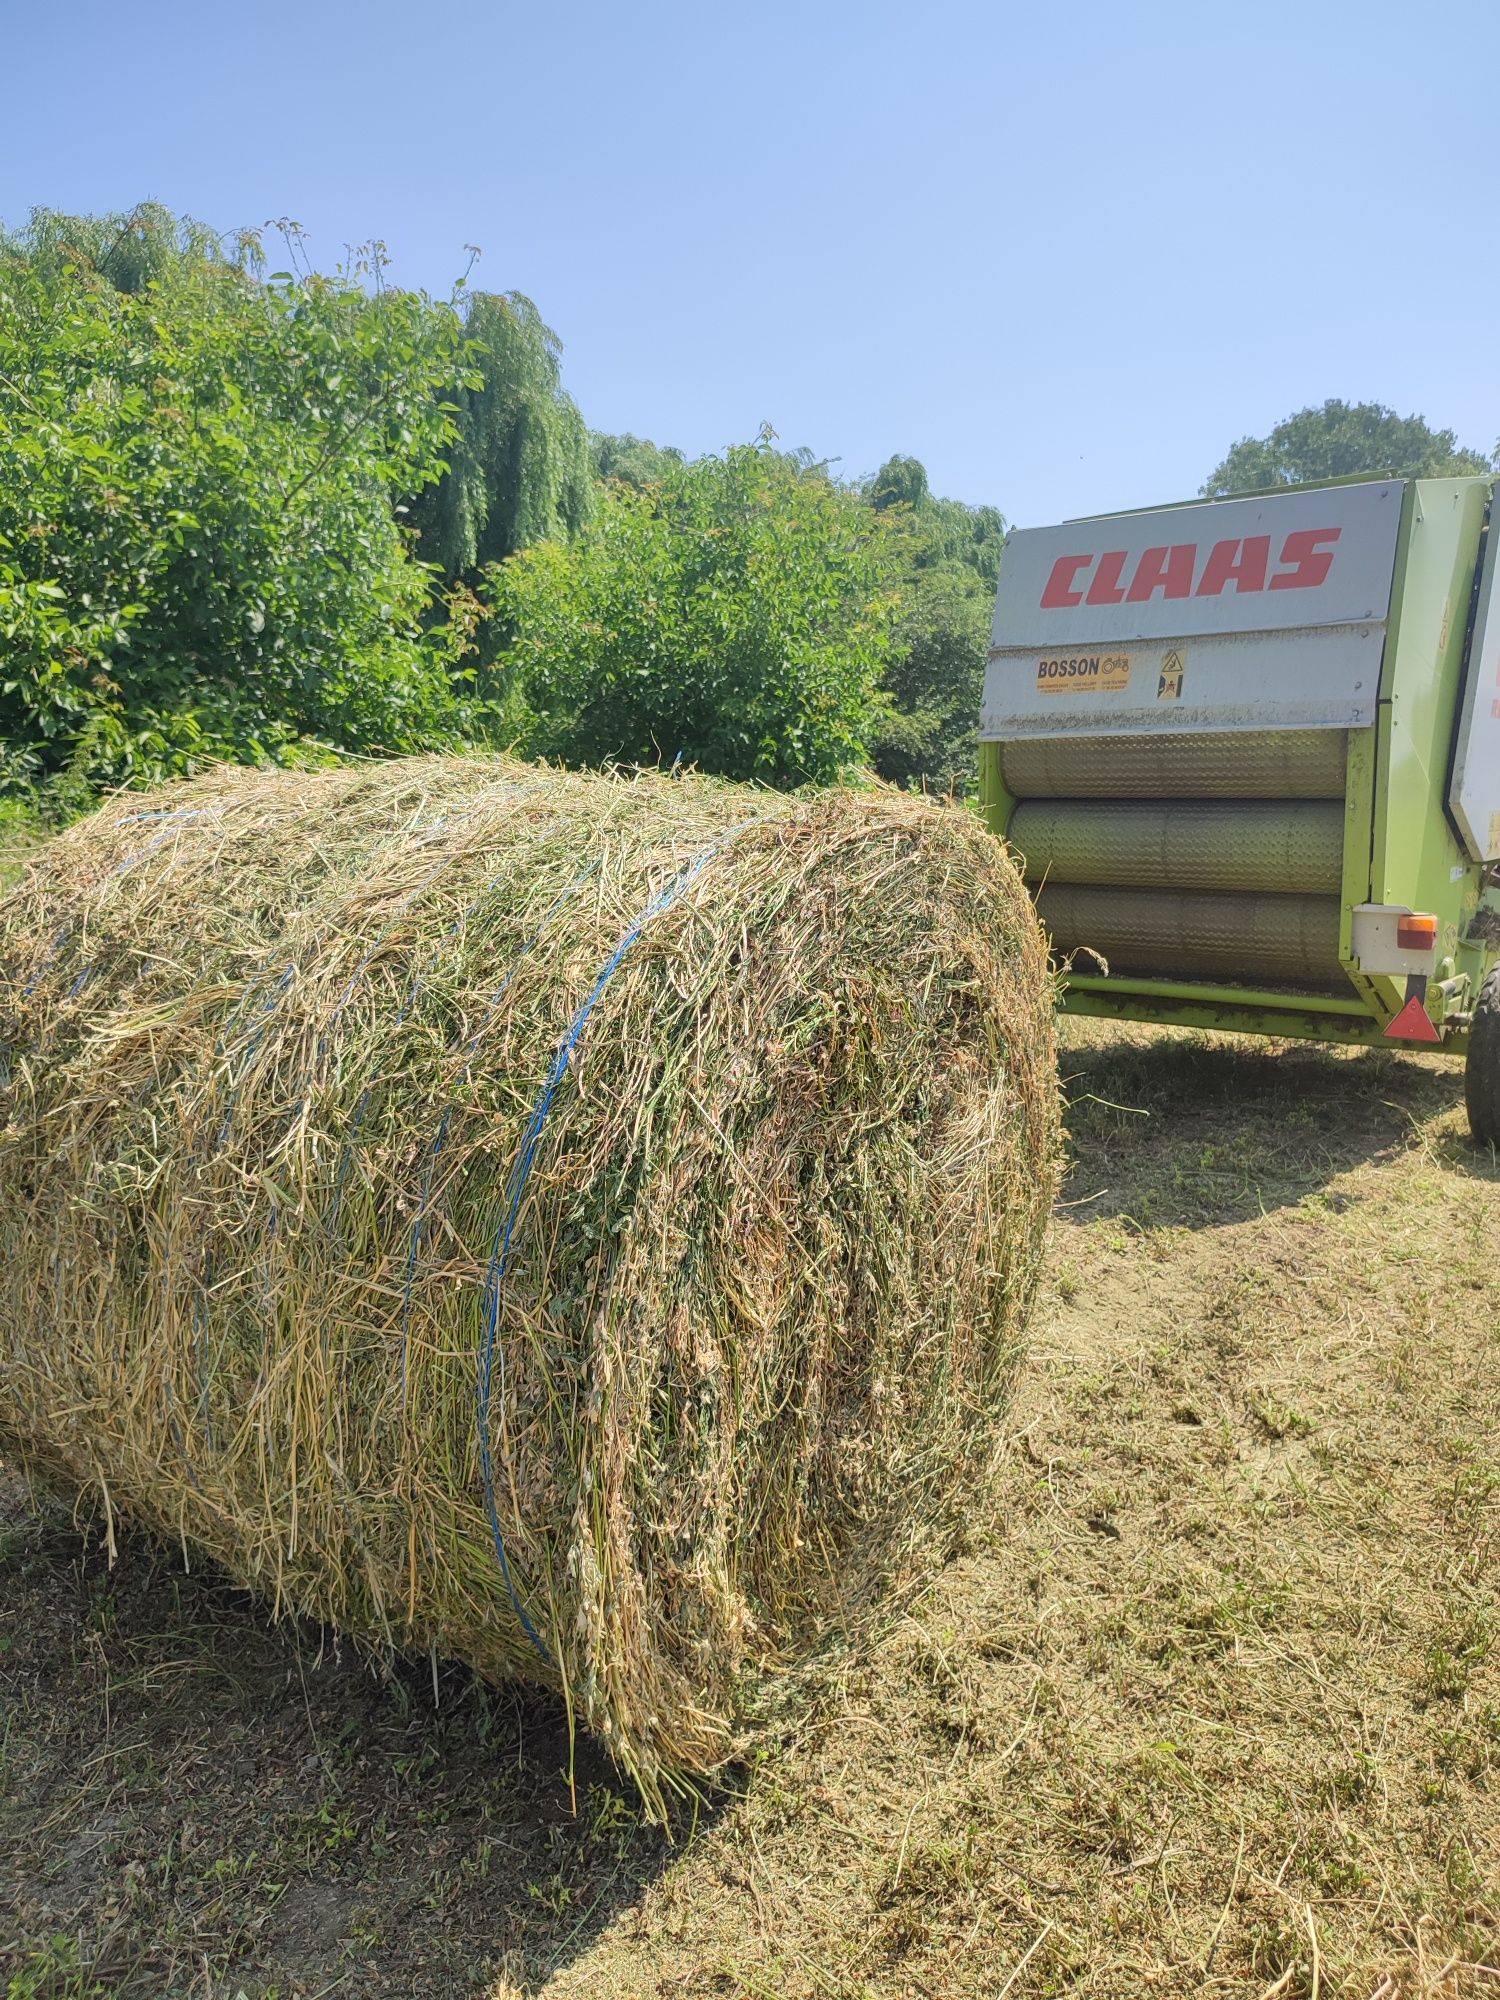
[1061,972,1468,1053]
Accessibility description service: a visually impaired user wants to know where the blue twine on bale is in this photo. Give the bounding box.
[472,832,742,1665]
[396,858,603,1397]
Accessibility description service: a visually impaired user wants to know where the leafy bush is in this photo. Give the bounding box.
[486,438,901,787]
[0,215,468,790]
[868,562,992,794]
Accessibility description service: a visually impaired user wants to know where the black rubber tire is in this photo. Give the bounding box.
[1466,964,1500,1147]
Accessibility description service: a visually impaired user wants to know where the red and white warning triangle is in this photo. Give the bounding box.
[1384,994,1441,1044]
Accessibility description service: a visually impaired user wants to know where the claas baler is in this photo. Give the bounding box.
[980,475,1500,1143]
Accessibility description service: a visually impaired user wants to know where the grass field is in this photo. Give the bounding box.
[0,802,41,895]
[2,1021,1496,1999]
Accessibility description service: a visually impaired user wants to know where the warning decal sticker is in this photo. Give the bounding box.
[1035,652,1132,695]
[1157,648,1186,700]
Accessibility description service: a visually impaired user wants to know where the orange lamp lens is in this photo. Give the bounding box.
[1395,913,1438,951]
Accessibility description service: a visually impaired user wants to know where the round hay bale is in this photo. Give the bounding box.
[0,754,1058,1807]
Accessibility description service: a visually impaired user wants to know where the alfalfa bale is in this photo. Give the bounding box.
[0,754,1059,1808]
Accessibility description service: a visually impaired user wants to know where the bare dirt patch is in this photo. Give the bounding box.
[3,1022,1497,1997]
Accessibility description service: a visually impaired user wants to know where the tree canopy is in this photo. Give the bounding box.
[859,456,1005,792]
[405,290,593,582]
[591,431,687,490]
[1203,399,1493,496]
[6,200,258,295]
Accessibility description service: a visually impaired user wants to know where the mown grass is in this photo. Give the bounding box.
[0,799,43,894]
[2,1019,1497,1998]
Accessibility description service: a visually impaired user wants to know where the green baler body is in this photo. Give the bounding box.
[979,477,1500,1049]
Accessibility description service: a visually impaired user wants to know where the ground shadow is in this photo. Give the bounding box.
[1059,1028,1477,1230]
[0,1480,719,1999]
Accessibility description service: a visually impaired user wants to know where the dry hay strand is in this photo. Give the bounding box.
[0,753,1059,1811]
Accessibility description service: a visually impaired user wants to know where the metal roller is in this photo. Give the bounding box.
[1000,730,1347,802]
[1010,800,1344,897]
[1035,883,1345,987]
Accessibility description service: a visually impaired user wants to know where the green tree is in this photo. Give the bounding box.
[868,455,1005,585]
[10,209,594,590]
[867,564,991,794]
[407,290,593,581]
[862,455,1005,790]
[0,215,468,789]
[1203,399,1493,496]
[870,454,930,512]
[486,436,900,787]
[9,200,256,295]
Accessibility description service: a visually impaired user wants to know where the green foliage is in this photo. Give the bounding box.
[869,454,1005,585]
[0,209,470,789]
[408,291,593,581]
[0,794,42,892]
[870,453,930,512]
[9,199,257,295]
[1203,398,1493,496]
[486,437,901,786]
[868,562,992,794]
[863,456,1006,791]
[0,205,1014,806]
[591,431,687,490]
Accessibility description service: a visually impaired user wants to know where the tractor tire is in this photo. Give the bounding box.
[1466,965,1500,1147]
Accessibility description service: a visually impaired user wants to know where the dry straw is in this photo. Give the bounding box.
[0,754,1058,1810]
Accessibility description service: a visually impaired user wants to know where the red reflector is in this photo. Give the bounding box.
[1384,995,1441,1044]
[1396,913,1438,951]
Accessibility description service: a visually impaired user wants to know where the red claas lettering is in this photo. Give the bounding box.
[1040,554,1092,608]
[1269,527,1342,591]
[1126,545,1196,603]
[1196,536,1270,596]
[1038,528,1342,607]
[1085,550,1130,606]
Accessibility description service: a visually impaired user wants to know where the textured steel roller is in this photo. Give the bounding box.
[1010,800,1344,897]
[1001,730,1347,801]
[1035,883,1345,987]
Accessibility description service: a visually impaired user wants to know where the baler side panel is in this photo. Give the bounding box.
[1371,479,1492,1004]
[982,481,1403,742]
[1449,507,1500,865]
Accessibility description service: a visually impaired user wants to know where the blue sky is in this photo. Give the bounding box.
[5,0,1496,527]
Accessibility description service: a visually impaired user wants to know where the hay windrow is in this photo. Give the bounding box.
[0,754,1059,1810]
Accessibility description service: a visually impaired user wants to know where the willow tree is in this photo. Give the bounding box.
[409,291,593,581]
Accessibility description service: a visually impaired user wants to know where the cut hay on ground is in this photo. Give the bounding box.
[0,755,1058,1809]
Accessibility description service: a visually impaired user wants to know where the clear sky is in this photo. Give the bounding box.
[5,0,1496,527]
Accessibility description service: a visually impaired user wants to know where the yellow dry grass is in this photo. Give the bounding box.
[0,755,1057,1815]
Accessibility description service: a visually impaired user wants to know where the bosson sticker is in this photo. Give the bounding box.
[1035,653,1132,695]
